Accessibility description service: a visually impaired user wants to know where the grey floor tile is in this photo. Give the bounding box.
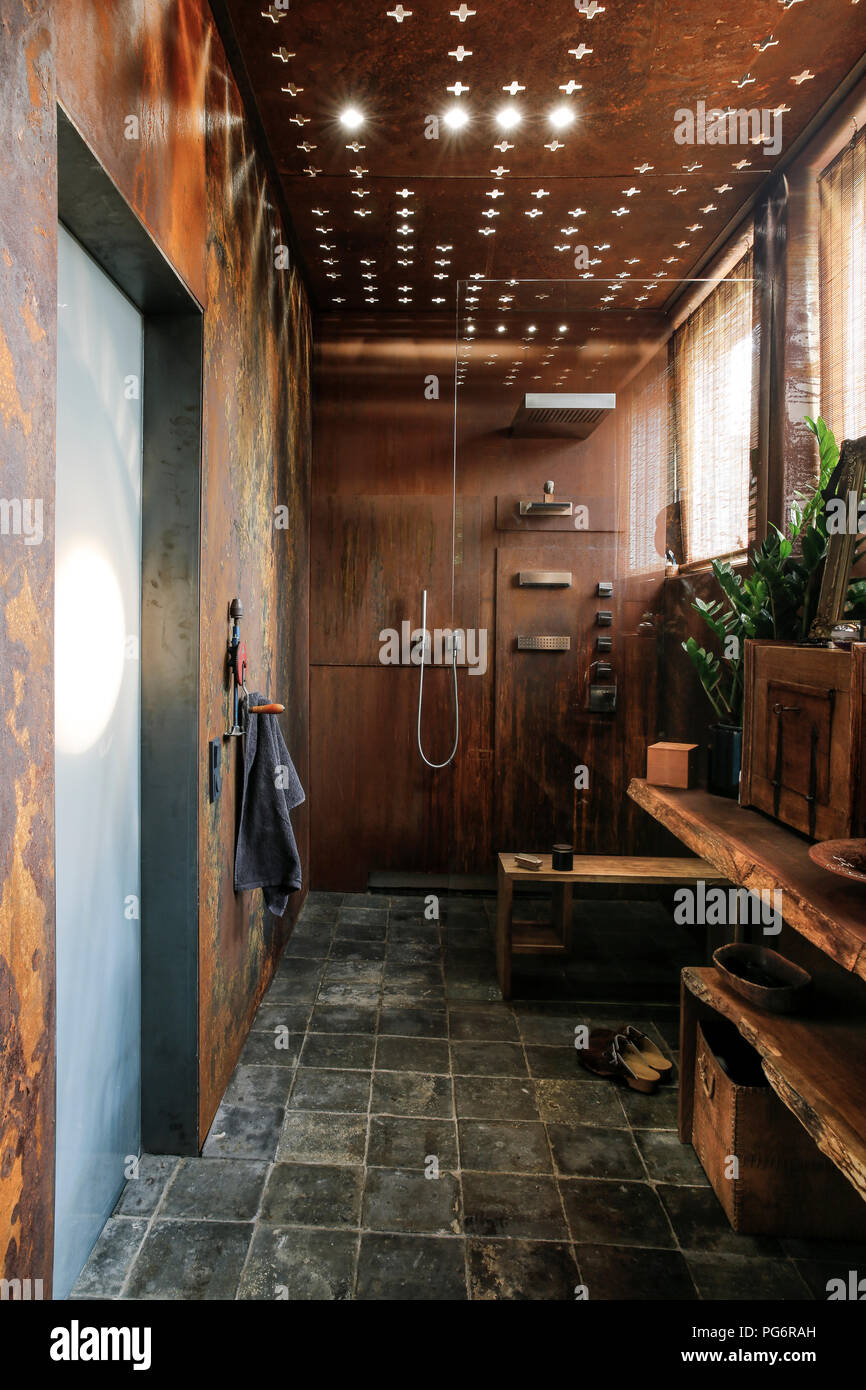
[69,1218,148,1299]
[202,1104,285,1160]
[161,1158,268,1221]
[308,1004,378,1034]
[459,1120,552,1174]
[533,1078,627,1128]
[123,1220,252,1300]
[514,1011,584,1046]
[300,1032,376,1069]
[251,1003,312,1035]
[524,1045,582,1080]
[238,1030,303,1067]
[448,1007,521,1042]
[462,1173,568,1241]
[356,1233,466,1300]
[329,939,386,963]
[334,918,388,942]
[317,982,381,1007]
[322,962,382,988]
[632,1130,710,1186]
[657,1184,782,1256]
[379,1006,447,1038]
[386,941,442,964]
[546,1124,644,1180]
[376,1035,450,1074]
[576,1243,698,1300]
[560,1178,676,1249]
[238,1226,356,1300]
[278,1110,367,1166]
[260,1162,363,1229]
[686,1253,813,1300]
[451,1040,528,1078]
[223,1065,296,1109]
[794,1259,865,1300]
[266,974,322,1004]
[371,1070,454,1118]
[362,1167,461,1235]
[113,1155,178,1217]
[615,1082,680,1129]
[454,1076,538,1121]
[367,1116,458,1171]
[289,1067,372,1113]
[468,1238,579,1300]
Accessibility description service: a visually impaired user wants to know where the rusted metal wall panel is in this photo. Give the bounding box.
[197,42,311,1136]
[1,0,312,1280]
[53,0,312,1145]
[310,321,668,889]
[0,1,57,1296]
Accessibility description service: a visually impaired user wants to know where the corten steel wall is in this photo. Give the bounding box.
[310,321,671,891]
[0,0,57,1296]
[0,0,312,1289]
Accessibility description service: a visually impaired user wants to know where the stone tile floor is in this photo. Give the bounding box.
[71,891,866,1300]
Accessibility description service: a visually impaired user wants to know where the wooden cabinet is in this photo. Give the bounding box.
[741,640,866,840]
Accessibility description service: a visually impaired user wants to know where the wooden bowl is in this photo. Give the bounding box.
[808,839,866,884]
[713,943,812,1014]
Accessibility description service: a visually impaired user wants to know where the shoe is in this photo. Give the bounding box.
[577,1026,617,1078]
[619,1025,673,1080]
[580,1031,661,1093]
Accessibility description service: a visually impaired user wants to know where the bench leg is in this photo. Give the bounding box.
[678,973,698,1144]
[552,883,573,952]
[496,862,514,1000]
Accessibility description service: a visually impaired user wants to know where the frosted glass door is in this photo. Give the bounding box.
[54,224,143,1298]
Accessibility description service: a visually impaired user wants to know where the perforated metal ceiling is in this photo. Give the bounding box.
[220,0,865,314]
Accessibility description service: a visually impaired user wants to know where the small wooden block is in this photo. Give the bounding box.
[646,741,698,789]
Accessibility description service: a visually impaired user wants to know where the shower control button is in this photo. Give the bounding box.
[596,634,613,652]
[596,581,614,598]
[596,610,613,626]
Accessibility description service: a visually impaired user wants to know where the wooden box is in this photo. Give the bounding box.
[692,1019,866,1238]
[646,741,698,789]
[741,640,866,840]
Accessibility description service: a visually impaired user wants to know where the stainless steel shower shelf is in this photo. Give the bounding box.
[517,571,572,587]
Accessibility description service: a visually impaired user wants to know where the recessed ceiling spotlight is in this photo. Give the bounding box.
[527,324,537,333]
[496,105,522,131]
[497,325,506,333]
[549,105,575,130]
[339,106,365,130]
[558,324,568,333]
[444,105,470,130]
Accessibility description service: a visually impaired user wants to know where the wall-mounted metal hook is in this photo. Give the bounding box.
[225,597,247,739]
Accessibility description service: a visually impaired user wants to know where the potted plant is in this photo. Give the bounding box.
[682,417,866,797]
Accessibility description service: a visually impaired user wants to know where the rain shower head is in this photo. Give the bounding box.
[509,392,616,440]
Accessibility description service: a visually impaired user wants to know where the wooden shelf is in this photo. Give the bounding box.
[681,966,866,1203]
[628,779,866,981]
[497,851,725,885]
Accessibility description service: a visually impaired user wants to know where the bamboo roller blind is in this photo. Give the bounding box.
[819,126,866,441]
[672,250,755,565]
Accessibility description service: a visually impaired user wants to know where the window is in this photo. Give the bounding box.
[819,127,866,440]
[672,251,755,565]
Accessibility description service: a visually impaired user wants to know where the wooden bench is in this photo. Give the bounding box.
[495,852,727,999]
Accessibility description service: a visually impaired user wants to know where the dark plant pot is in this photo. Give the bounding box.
[708,723,742,799]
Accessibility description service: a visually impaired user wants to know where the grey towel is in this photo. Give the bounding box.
[234,692,305,917]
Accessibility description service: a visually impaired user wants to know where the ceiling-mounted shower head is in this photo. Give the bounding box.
[510,392,616,440]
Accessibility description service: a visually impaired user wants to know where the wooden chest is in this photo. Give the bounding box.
[741,640,866,840]
[692,1019,866,1238]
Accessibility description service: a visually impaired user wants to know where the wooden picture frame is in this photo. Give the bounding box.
[809,435,866,641]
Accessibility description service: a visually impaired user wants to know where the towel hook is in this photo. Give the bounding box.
[224,596,285,740]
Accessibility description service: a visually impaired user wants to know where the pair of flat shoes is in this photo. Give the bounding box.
[580,1025,673,1093]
